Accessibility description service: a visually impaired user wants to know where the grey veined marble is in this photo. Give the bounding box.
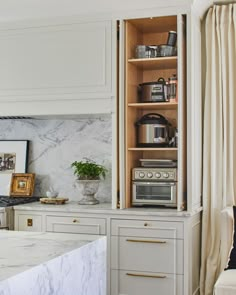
[0,116,112,202]
[0,231,106,295]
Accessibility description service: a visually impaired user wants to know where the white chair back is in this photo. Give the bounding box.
[220,207,234,271]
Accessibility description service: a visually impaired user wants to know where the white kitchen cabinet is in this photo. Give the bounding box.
[0,18,115,116]
[110,214,201,295]
[46,214,106,235]
[14,203,201,295]
[111,270,184,295]
[111,236,184,274]
[15,213,43,232]
[14,209,107,235]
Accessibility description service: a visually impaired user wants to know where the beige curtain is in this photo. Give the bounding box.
[200,4,236,295]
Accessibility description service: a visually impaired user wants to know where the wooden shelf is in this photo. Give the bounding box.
[128,147,178,151]
[128,57,177,70]
[128,102,178,110]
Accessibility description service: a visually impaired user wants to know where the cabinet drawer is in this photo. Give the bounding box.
[111,236,183,274]
[111,270,183,295]
[16,214,42,232]
[46,215,106,235]
[111,219,183,239]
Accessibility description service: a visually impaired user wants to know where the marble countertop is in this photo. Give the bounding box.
[13,201,202,217]
[0,231,103,282]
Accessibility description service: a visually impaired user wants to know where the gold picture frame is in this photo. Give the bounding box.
[10,173,35,197]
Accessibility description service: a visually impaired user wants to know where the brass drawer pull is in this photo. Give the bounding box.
[27,218,33,227]
[126,273,166,279]
[126,239,166,244]
[72,219,79,223]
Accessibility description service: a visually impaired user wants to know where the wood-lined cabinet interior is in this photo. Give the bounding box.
[121,15,187,211]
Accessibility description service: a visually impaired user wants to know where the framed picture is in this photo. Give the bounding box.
[0,140,29,196]
[10,173,35,197]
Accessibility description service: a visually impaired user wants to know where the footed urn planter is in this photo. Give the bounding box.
[77,179,100,205]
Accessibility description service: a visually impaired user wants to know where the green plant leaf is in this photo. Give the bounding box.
[71,159,107,180]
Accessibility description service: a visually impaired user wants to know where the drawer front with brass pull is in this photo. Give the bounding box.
[111,236,183,274]
[17,214,42,231]
[111,219,183,239]
[111,270,183,295]
[46,215,106,235]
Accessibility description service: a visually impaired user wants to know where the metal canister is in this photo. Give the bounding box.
[168,74,178,102]
[167,31,177,47]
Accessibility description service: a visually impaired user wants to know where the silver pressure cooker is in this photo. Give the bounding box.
[135,113,171,147]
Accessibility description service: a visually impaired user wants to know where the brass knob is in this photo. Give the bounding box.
[144,222,148,226]
[73,219,78,223]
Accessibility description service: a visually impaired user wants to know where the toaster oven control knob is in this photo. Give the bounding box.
[147,172,153,178]
[139,172,145,178]
[163,172,169,178]
[155,172,161,178]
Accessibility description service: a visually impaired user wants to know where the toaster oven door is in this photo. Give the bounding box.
[132,181,177,206]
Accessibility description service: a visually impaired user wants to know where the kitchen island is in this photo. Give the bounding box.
[0,231,106,295]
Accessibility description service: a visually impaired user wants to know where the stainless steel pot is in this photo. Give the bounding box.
[138,78,168,102]
[135,113,170,147]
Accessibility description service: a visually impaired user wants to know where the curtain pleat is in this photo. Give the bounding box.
[200,4,236,295]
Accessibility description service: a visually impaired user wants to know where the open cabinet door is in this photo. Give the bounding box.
[186,13,202,211]
[117,19,126,209]
[177,14,187,211]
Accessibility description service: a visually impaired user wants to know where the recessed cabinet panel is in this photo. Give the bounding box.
[0,20,112,101]
[111,236,183,274]
[111,219,184,239]
[17,214,42,231]
[111,270,183,295]
[46,215,106,235]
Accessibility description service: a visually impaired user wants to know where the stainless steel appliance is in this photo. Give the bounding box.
[135,113,170,147]
[138,78,168,102]
[139,159,177,168]
[0,196,39,230]
[132,167,177,207]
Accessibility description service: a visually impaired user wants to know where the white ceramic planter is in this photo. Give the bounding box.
[77,179,100,205]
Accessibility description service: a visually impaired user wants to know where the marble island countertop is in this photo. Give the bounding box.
[0,231,106,295]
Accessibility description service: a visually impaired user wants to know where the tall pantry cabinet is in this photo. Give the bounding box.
[117,10,202,213]
[113,8,202,295]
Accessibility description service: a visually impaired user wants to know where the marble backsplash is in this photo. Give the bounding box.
[0,116,112,203]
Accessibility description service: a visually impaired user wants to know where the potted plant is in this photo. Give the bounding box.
[71,158,107,205]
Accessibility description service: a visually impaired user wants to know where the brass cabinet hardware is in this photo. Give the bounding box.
[126,239,166,244]
[27,218,33,227]
[144,222,148,226]
[72,219,79,223]
[126,273,166,279]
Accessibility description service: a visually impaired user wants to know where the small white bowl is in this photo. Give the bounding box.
[46,191,58,198]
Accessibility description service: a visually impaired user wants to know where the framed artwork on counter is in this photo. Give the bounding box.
[10,173,35,197]
[0,140,29,196]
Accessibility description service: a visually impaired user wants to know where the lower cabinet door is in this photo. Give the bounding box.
[111,270,183,295]
[16,214,42,231]
[111,236,183,274]
[46,215,106,235]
